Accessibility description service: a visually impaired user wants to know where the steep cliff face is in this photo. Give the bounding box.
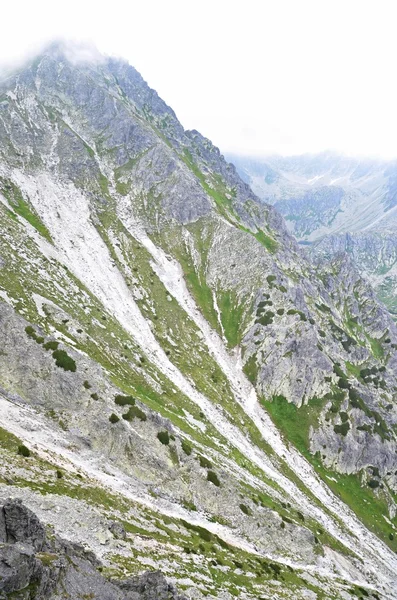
[313,232,397,317]
[0,42,396,599]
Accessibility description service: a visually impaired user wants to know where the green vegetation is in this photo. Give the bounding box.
[207,470,220,486]
[109,413,120,424]
[25,325,44,344]
[181,440,192,455]
[254,231,278,253]
[122,405,147,421]
[114,394,135,406]
[181,149,277,254]
[52,349,76,372]
[239,503,251,515]
[199,455,212,468]
[0,177,52,242]
[368,479,380,489]
[43,340,59,351]
[243,354,258,384]
[157,430,170,445]
[263,395,397,550]
[334,422,350,436]
[17,444,30,457]
[218,290,247,348]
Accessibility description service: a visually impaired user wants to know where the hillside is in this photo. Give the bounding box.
[0,42,396,599]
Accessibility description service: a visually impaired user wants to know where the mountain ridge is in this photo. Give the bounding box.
[0,42,396,599]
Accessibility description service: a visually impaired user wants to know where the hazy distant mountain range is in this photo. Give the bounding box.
[229,152,397,316]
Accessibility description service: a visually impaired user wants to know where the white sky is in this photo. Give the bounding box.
[2,0,397,159]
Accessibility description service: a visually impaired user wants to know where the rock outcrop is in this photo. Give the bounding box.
[0,498,186,600]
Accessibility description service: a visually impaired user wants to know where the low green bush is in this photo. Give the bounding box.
[334,422,350,436]
[207,470,220,486]
[157,430,170,445]
[357,424,372,433]
[52,350,76,372]
[199,455,212,468]
[256,311,274,326]
[17,444,30,457]
[43,340,59,351]
[333,363,345,378]
[25,325,44,344]
[338,377,350,389]
[239,503,251,515]
[122,406,147,421]
[181,440,192,455]
[109,413,120,424]
[368,479,380,489]
[114,395,135,406]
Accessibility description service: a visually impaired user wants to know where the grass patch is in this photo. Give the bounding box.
[218,290,247,348]
[181,440,192,455]
[254,231,278,253]
[0,177,52,242]
[263,395,397,550]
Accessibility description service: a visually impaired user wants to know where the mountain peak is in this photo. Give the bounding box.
[0,42,396,599]
[37,38,107,66]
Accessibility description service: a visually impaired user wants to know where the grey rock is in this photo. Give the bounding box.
[108,521,126,540]
[2,498,46,550]
[0,542,42,596]
[115,570,187,600]
[0,498,188,600]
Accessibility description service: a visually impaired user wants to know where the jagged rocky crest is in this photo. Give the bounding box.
[0,42,396,599]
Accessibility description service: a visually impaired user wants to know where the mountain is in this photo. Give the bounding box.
[229,153,397,318]
[228,152,397,238]
[0,41,396,599]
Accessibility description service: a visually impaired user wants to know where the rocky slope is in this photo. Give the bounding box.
[0,42,396,599]
[313,232,397,318]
